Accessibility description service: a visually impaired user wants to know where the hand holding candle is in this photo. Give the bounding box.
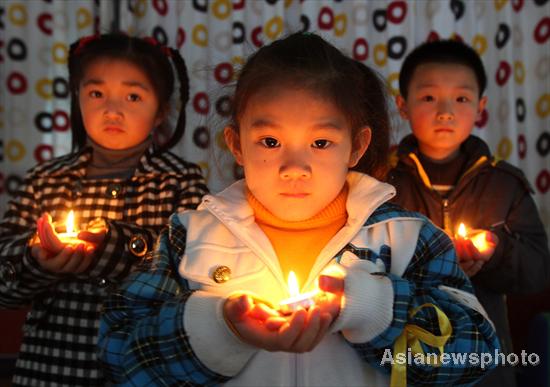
[30,212,107,274]
[223,292,333,353]
[453,223,498,276]
[313,273,344,325]
[36,211,103,253]
[37,210,106,253]
[222,270,340,353]
[455,223,497,258]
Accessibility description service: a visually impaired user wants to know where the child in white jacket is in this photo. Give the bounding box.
[98,32,499,386]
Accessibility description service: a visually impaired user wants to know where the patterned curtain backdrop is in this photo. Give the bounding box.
[1,0,549,237]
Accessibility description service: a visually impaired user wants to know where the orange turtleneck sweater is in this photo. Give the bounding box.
[247,186,348,288]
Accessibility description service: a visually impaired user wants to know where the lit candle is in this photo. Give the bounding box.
[55,210,84,245]
[38,210,93,250]
[469,232,490,252]
[457,223,467,239]
[456,222,490,253]
[279,271,318,314]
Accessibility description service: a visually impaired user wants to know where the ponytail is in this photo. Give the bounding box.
[156,46,190,153]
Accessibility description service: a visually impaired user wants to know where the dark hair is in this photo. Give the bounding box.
[229,32,391,180]
[68,33,190,153]
[399,39,487,99]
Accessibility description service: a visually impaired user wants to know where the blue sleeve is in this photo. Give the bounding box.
[97,225,230,386]
[349,221,500,385]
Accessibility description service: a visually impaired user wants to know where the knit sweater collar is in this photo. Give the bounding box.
[86,136,152,178]
[246,185,349,230]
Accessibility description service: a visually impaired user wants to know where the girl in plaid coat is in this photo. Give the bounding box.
[0,34,208,386]
[99,33,499,386]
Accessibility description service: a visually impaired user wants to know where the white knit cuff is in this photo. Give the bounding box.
[330,262,394,343]
[184,291,257,376]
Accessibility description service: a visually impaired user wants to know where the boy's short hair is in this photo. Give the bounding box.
[399,39,487,98]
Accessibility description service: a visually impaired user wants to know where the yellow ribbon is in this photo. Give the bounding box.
[390,303,453,387]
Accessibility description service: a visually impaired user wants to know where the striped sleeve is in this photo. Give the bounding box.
[0,171,62,308]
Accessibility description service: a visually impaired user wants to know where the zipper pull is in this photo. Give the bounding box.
[442,199,452,234]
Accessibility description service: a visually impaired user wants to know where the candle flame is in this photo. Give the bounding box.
[457,222,490,252]
[457,223,467,238]
[66,210,75,234]
[288,271,300,298]
[471,232,489,252]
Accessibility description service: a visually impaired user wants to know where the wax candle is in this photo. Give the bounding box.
[457,223,468,239]
[279,271,318,314]
[456,222,490,253]
[56,210,82,244]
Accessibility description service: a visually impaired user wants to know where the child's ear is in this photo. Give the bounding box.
[348,127,371,168]
[477,96,488,119]
[224,126,244,165]
[154,116,163,128]
[154,106,169,128]
[395,95,408,120]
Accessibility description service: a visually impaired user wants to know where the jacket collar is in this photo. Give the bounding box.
[196,172,396,289]
[199,171,396,230]
[397,134,492,162]
[397,134,493,190]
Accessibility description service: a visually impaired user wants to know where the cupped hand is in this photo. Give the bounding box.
[459,259,485,277]
[452,230,498,262]
[36,213,65,254]
[77,228,107,249]
[452,230,498,277]
[30,243,94,274]
[31,213,98,274]
[78,217,108,247]
[315,274,344,320]
[223,293,333,353]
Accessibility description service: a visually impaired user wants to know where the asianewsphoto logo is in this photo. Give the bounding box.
[380,348,540,370]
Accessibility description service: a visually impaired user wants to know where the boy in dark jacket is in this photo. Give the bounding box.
[388,39,550,387]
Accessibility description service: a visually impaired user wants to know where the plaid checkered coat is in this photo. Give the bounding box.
[99,172,500,386]
[0,145,208,386]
